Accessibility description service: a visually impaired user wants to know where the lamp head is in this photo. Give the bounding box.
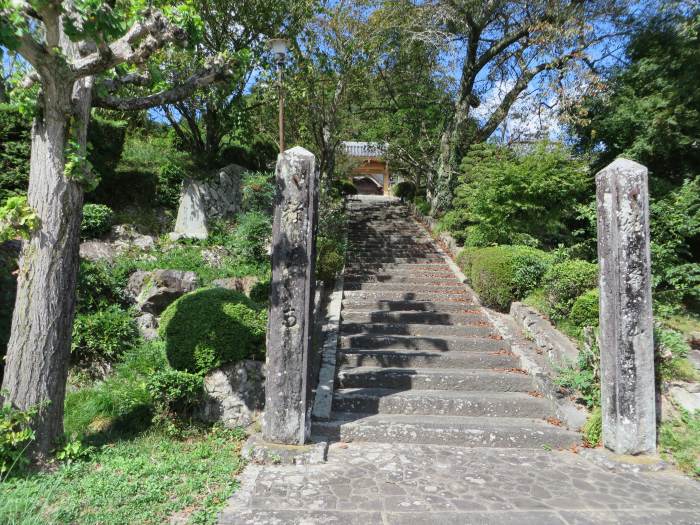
[268,38,289,64]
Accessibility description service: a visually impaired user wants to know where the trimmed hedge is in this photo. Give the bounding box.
[159,288,267,374]
[570,288,600,328]
[81,203,114,239]
[460,245,551,311]
[543,260,598,318]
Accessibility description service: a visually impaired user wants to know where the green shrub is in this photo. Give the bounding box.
[456,247,478,279]
[583,407,602,447]
[159,288,267,374]
[316,196,347,284]
[554,336,600,410]
[317,236,345,284]
[0,105,31,203]
[335,179,358,196]
[87,115,127,185]
[249,279,271,304]
[542,259,598,318]
[76,260,129,313]
[71,306,140,369]
[147,369,203,417]
[0,244,18,376]
[1,403,36,476]
[655,325,698,382]
[156,159,186,209]
[392,181,416,201]
[468,245,550,311]
[242,171,275,213]
[230,211,271,265]
[450,142,589,248]
[413,196,430,216]
[81,203,114,239]
[569,289,600,328]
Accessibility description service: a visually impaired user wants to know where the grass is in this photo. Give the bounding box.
[0,426,246,524]
[660,410,700,478]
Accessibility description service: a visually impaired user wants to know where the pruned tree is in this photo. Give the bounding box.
[0,0,232,456]
[411,0,631,214]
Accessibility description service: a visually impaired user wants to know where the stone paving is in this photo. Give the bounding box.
[219,441,700,524]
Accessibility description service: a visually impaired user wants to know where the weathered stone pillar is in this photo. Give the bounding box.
[263,147,319,444]
[596,158,655,455]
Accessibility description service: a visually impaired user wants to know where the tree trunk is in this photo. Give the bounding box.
[1,53,93,456]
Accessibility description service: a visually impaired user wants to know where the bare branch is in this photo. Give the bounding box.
[71,8,187,78]
[92,58,231,111]
[98,71,152,92]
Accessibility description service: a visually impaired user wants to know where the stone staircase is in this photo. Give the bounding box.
[312,197,580,449]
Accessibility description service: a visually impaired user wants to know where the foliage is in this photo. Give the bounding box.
[655,325,699,382]
[573,11,700,182]
[76,260,130,314]
[0,241,18,372]
[554,331,600,410]
[147,369,203,421]
[64,139,99,192]
[446,142,590,248]
[86,114,127,186]
[228,211,271,264]
[0,402,36,476]
[80,203,114,239]
[0,104,30,203]
[542,260,598,318]
[159,288,267,374]
[71,306,140,370]
[54,439,94,464]
[413,196,430,216]
[249,279,271,304]
[241,171,275,213]
[316,195,347,285]
[569,289,600,328]
[462,245,551,311]
[156,158,188,209]
[660,410,700,478]
[0,195,40,242]
[0,425,246,524]
[392,181,416,201]
[583,407,602,448]
[333,179,358,197]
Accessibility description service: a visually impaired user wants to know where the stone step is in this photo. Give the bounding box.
[344,263,451,271]
[332,389,552,418]
[340,310,485,324]
[339,349,520,369]
[343,275,456,284]
[312,414,580,449]
[340,334,508,352]
[343,282,465,293]
[346,257,446,264]
[341,301,481,313]
[343,291,469,302]
[337,367,534,392]
[340,322,496,338]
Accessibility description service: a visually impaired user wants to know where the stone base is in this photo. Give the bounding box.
[579,447,668,473]
[242,434,328,466]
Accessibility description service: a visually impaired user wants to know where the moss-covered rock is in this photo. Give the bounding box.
[159,288,267,374]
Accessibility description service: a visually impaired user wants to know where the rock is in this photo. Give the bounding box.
[171,164,246,240]
[79,240,118,262]
[131,234,156,251]
[669,386,700,413]
[126,269,198,314]
[197,360,265,428]
[135,313,159,341]
[212,276,260,296]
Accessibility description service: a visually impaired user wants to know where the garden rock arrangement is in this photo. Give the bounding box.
[126,269,199,315]
[79,224,156,262]
[172,163,247,240]
[312,197,580,448]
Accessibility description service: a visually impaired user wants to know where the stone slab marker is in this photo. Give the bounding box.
[596,158,655,455]
[263,147,319,445]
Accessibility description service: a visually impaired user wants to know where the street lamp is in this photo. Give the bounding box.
[268,38,289,153]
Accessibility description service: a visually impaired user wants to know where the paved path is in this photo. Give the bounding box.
[220,442,700,524]
[219,197,700,524]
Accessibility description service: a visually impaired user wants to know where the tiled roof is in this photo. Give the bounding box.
[341,141,387,158]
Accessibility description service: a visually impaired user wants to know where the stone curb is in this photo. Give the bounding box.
[510,302,579,365]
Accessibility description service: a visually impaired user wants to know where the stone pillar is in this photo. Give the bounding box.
[263,147,319,445]
[596,158,655,455]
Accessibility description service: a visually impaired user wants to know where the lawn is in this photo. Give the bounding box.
[0,425,245,524]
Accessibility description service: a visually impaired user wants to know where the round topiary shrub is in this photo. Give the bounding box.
[159,288,267,374]
[81,203,114,239]
[569,288,600,328]
[543,259,598,318]
[392,181,416,201]
[469,245,550,311]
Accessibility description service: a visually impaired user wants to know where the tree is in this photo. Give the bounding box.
[410,0,630,214]
[0,0,230,456]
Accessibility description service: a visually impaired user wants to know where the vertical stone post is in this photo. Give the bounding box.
[596,158,656,455]
[263,147,319,445]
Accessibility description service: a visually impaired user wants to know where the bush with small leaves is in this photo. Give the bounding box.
[1,403,36,476]
[80,203,114,239]
[147,369,203,418]
[159,288,267,375]
[76,260,130,313]
[230,211,271,265]
[569,289,600,328]
[392,181,416,201]
[542,259,598,318]
[71,306,140,370]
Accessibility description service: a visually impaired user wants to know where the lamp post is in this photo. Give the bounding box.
[269,38,289,153]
